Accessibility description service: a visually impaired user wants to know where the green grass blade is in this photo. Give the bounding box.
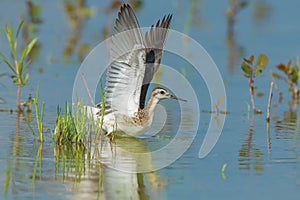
[0,53,16,74]
[5,25,16,60]
[99,80,105,136]
[16,19,24,39]
[41,102,45,123]
[100,81,105,117]
[241,61,251,77]
[21,73,30,86]
[25,119,37,137]
[20,37,38,68]
[34,84,40,123]
[291,68,298,84]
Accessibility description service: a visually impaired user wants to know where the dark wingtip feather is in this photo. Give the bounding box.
[156,19,160,27]
[153,13,173,28]
[118,4,135,17]
[113,3,141,34]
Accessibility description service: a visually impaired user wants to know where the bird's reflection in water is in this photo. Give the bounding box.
[99,133,166,199]
[55,133,166,200]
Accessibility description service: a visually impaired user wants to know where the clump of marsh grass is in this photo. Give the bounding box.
[0,20,38,112]
[55,102,83,146]
[53,100,103,184]
[241,53,269,113]
[54,101,101,147]
[54,79,107,179]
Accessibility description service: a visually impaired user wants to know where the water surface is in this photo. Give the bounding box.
[1,0,300,199]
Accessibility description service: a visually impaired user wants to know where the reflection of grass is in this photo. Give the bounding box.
[97,161,103,198]
[238,116,264,174]
[3,159,12,195]
[32,143,43,191]
[54,103,89,182]
[54,144,85,189]
[53,80,104,187]
[0,71,6,104]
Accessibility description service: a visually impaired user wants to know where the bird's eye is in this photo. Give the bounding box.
[160,91,165,95]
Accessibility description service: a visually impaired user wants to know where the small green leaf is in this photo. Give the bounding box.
[290,69,298,84]
[256,54,268,70]
[253,68,262,77]
[0,53,16,74]
[16,19,24,39]
[41,102,45,123]
[22,73,30,85]
[241,61,251,77]
[20,38,38,68]
[5,25,16,60]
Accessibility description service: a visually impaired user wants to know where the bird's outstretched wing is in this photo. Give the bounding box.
[139,14,172,109]
[104,4,146,117]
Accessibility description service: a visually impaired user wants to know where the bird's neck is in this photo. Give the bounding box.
[143,96,159,120]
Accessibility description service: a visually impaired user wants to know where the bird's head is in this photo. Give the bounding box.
[151,87,187,102]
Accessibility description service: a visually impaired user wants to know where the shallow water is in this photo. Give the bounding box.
[1,0,300,199]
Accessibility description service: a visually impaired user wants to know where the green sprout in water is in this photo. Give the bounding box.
[241,53,268,114]
[33,85,45,143]
[271,59,299,101]
[221,163,228,180]
[0,20,38,112]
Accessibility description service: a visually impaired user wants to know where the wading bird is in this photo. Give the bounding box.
[91,4,186,137]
